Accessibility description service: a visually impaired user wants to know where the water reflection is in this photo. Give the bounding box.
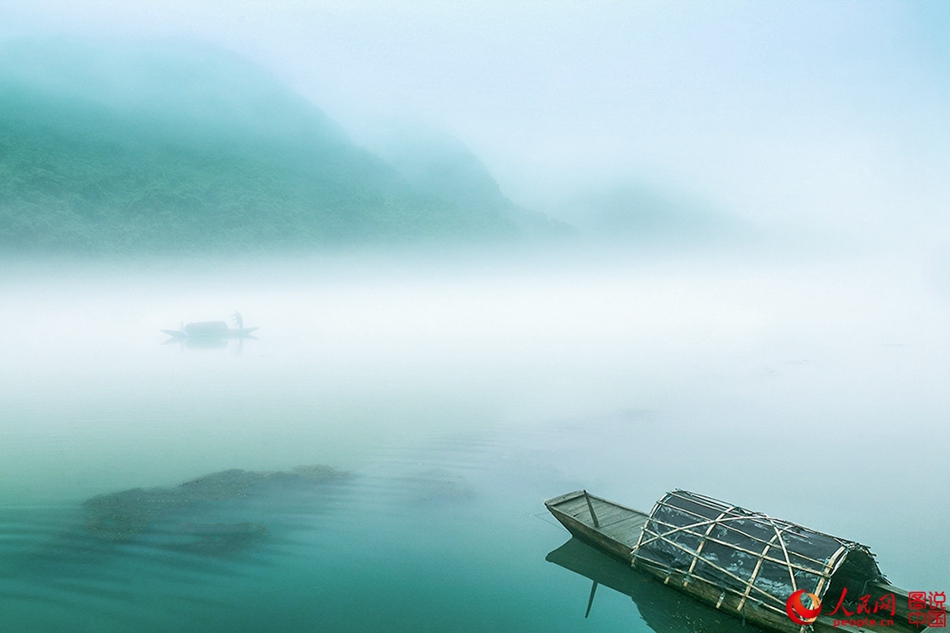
[546,538,767,633]
[162,335,255,351]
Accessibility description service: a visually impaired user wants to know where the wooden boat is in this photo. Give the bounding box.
[545,489,945,633]
[162,312,258,340]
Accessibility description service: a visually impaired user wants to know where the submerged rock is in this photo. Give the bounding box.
[82,465,348,551]
[162,521,269,556]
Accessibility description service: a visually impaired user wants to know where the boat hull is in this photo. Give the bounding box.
[544,491,938,633]
[544,490,647,563]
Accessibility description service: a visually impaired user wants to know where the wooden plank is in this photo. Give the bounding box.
[547,492,648,523]
[608,516,647,532]
[599,510,646,529]
[557,497,592,516]
[582,504,631,525]
[601,517,648,548]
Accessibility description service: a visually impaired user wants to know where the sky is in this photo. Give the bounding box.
[2,1,949,247]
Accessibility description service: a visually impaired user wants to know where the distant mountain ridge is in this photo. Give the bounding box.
[365,123,569,239]
[0,38,522,253]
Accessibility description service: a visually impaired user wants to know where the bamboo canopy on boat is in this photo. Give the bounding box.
[631,490,884,617]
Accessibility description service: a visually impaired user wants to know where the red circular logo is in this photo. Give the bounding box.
[786,589,822,625]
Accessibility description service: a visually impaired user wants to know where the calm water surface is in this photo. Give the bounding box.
[1,250,948,632]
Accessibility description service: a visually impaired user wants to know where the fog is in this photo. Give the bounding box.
[3,247,949,519]
[3,1,950,247]
[2,3,949,631]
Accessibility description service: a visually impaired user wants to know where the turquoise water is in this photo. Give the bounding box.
[2,251,948,632]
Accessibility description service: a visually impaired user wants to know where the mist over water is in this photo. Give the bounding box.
[2,245,948,631]
[3,2,950,630]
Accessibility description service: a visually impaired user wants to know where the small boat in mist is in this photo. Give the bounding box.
[162,312,258,340]
[545,489,946,633]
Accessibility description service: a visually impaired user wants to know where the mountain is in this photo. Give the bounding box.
[0,38,521,254]
[553,184,745,246]
[364,123,571,240]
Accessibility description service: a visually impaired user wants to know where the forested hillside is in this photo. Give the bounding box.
[0,39,519,253]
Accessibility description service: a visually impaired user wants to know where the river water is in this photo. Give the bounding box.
[1,247,947,632]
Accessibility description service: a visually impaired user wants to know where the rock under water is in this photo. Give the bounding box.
[81,465,348,555]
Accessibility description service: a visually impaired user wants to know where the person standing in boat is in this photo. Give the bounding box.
[232,312,243,331]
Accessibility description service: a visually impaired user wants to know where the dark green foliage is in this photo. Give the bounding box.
[0,40,519,253]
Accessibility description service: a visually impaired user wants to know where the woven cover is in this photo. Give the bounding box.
[632,490,882,614]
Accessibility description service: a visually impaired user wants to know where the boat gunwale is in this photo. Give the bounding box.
[544,490,648,518]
